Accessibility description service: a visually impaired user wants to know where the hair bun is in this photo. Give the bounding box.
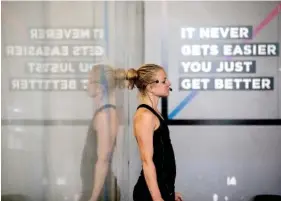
[114,68,126,80]
[126,68,138,90]
[114,68,126,89]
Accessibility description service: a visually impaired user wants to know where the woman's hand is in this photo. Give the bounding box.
[154,198,164,201]
[175,192,183,201]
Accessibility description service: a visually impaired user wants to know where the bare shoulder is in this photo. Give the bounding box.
[134,108,155,122]
[133,108,156,133]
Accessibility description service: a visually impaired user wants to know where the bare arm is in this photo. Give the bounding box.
[90,109,118,201]
[134,110,163,201]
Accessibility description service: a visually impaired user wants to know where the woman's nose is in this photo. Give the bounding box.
[167,80,171,86]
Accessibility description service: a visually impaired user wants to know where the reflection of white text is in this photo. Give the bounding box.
[30,28,104,40]
[10,79,88,91]
[26,62,99,73]
[27,62,75,73]
[6,45,69,56]
[6,45,104,56]
[72,46,104,56]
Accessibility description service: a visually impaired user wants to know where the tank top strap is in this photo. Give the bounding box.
[94,104,116,117]
[137,104,164,122]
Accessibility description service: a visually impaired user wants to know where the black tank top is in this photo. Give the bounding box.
[134,104,177,200]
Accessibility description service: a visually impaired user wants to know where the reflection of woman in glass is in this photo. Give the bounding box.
[79,64,125,201]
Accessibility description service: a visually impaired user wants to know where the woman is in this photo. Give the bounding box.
[79,64,125,201]
[126,64,183,201]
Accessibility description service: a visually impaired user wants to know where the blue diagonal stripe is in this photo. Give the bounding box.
[168,90,198,119]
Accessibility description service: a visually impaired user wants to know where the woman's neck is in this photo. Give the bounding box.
[139,93,160,110]
[94,93,116,109]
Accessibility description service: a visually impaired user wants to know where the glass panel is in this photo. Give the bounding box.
[1,1,144,201]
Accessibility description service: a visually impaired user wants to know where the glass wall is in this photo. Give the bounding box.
[1,1,144,201]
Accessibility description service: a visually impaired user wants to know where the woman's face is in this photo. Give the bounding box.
[150,69,171,97]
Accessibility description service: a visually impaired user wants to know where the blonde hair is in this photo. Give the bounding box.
[89,64,126,92]
[126,64,163,94]
[89,63,164,95]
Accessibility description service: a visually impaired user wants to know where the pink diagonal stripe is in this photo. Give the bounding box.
[225,3,281,60]
[252,2,281,38]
